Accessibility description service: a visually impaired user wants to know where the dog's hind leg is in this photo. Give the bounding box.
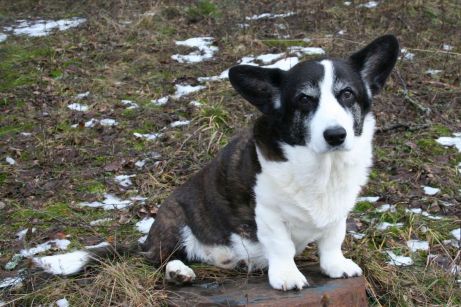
[140,197,186,266]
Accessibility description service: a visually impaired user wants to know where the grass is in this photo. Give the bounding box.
[0,0,460,305]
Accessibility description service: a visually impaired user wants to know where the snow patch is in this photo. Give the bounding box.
[406,240,429,252]
[0,276,23,289]
[75,91,90,99]
[348,231,365,240]
[425,69,442,76]
[85,241,110,249]
[376,204,396,213]
[114,174,135,188]
[344,1,352,6]
[442,44,453,51]
[190,100,203,107]
[422,186,440,196]
[377,222,404,231]
[197,69,229,83]
[0,33,7,42]
[100,119,118,126]
[89,218,113,226]
[255,53,285,64]
[436,133,461,152]
[20,239,71,257]
[172,37,218,63]
[67,103,89,112]
[16,228,36,240]
[151,96,169,106]
[400,48,415,61]
[20,132,32,136]
[451,228,461,241]
[287,46,325,56]
[173,84,206,99]
[136,217,155,234]
[135,159,147,168]
[33,250,90,275]
[133,132,162,141]
[121,99,139,109]
[170,120,191,128]
[357,1,379,9]
[386,251,413,266]
[79,193,133,210]
[245,12,296,21]
[138,235,147,244]
[405,208,442,220]
[56,298,70,307]
[6,156,16,165]
[4,17,86,37]
[357,196,380,203]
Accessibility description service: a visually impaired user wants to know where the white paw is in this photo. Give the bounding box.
[165,260,196,284]
[269,264,309,291]
[321,257,362,278]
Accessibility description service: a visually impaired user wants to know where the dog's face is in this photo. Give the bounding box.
[229,35,399,154]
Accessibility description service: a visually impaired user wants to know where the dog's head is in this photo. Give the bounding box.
[229,35,399,154]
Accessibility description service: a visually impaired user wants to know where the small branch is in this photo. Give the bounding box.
[376,123,430,134]
[395,69,431,114]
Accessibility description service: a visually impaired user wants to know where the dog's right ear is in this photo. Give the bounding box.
[228,65,285,114]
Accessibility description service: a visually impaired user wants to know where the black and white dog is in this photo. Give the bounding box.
[141,35,399,290]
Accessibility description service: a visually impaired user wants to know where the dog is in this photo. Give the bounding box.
[140,35,399,290]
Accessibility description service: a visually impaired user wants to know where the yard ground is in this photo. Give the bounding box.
[0,0,460,305]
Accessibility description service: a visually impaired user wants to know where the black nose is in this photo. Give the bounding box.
[323,127,347,146]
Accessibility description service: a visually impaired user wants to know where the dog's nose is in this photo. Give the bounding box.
[323,127,347,146]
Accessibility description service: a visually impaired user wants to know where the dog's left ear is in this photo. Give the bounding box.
[349,35,399,96]
[228,65,286,114]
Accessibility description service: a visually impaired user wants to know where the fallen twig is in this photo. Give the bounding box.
[395,69,431,114]
[376,123,430,134]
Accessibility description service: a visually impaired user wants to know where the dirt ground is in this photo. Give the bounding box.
[0,0,460,305]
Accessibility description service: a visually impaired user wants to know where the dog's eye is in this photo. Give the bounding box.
[298,95,314,105]
[339,89,355,105]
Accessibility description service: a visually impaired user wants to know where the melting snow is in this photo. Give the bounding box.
[255,53,285,64]
[16,228,36,240]
[197,69,229,83]
[451,228,461,241]
[79,193,133,210]
[190,100,203,107]
[138,235,147,244]
[0,33,7,42]
[245,12,296,20]
[264,57,299,70]
[172,37,218,63]
[436,133,461,152]
[287,46,325,56]
[442,44,453,51]
[5,156,16,165]
[358,1,379,8]
[405,208,442,220]
[406,208,423,214]
[33,250,90,275]
[407,240,429,252]
[376,204,396,213]
[100,118,118,126]
[357,196,380,203]
[422,186,440,196]
[133,132,162,141]
[377,222,404,231]
[344,1,352,5]
[4,17,86,37]
[85,241,110,249]
[20,132,32,136]
[0,276,23,289]
[151,96,169,106]
[386,251,413,266]
[173,84,206,99]
[238,23,250,29]
[170,120,191,128]
[114,174,135,187]
[337,29,346,35]
[20,239,71,257]
[67,103,89,112]
[135,159,147,168]
[425,69,442,76]
[89,218,113,226]
[348,231,365,240]
[136,217,155,234]
[400,48,415,61]
[56,298,70,307]
[121,99,139,109]
[75,91,90,99]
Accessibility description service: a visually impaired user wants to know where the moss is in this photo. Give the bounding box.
[77,180,106,194]
[0,43,52,91]
[416,138,445,155]
[354,201,374,212]
[262,39,311,48]
[186,0,221,22]
[431,124,451,136]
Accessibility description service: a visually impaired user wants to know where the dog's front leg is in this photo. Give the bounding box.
[256,205,308,291]
[317,218,362,278]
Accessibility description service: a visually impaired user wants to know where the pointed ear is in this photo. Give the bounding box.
[349,35,399,96]
[228,65,285,114]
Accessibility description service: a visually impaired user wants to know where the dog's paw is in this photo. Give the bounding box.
[321,258,362,278]
[269,264,309,291]
[165,260,196,284]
